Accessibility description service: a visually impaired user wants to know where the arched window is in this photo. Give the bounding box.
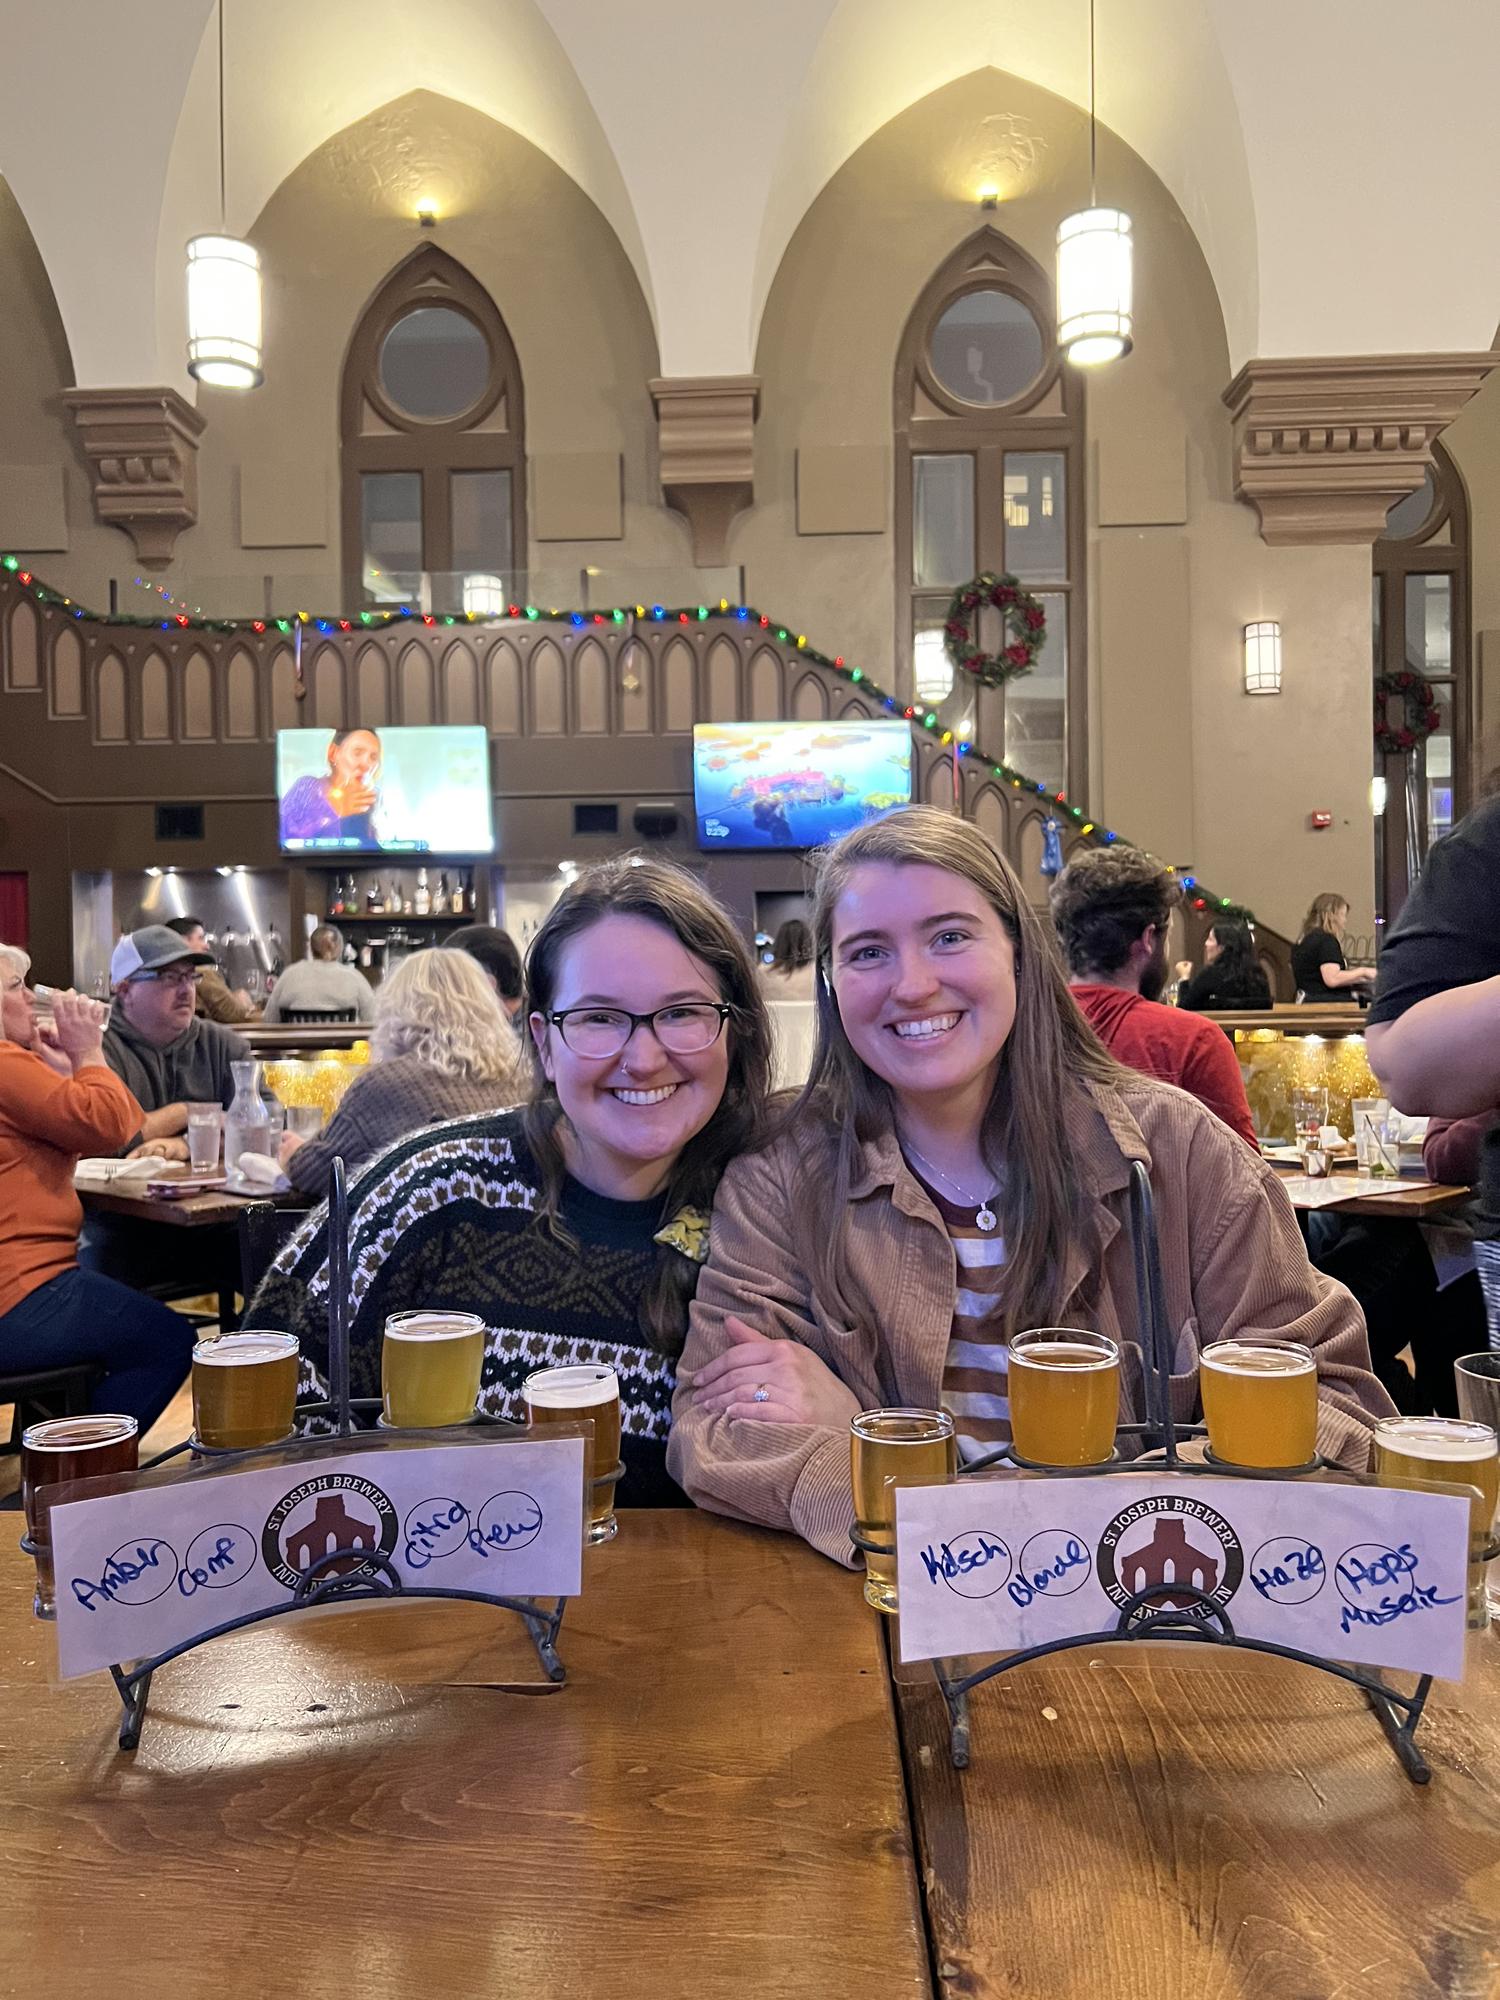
[1372,441,1470,923]
[341,246,526,613]
[895,229,1085,796]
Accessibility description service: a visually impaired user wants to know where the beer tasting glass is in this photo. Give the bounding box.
[523,1364,622,1544]
[850,1408,958,1613]
[1199,1338,1318,1469]
[185,1103,222,1174]
[1372,1414,1500,1630]
[1008,1329,1120,1467]
[382,1311,486,1429]
[192,1330,300,1450]
[1455,1354,1500,1615]
[21,1414,139,1618]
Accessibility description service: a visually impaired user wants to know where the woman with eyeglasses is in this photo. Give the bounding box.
[0,944,194,1428]
[249,858,774,1503]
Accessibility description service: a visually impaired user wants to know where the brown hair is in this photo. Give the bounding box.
[1048,844,1179,978]
[790,805,1127,1341]
[1299,893,1349,937]
[521,857,773,1356]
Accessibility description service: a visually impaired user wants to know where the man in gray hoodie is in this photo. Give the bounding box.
[102,925,251,1153]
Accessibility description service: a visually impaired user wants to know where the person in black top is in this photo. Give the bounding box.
[1176,920,1272,1012]
[1367,795,1500,1114]
[1290,893,1373,1003]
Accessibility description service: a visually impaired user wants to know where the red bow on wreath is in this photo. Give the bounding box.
[942,571,1047,691]
[1374,669,1441,756]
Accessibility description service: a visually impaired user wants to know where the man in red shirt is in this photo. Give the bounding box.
[1048,846,1258,1147]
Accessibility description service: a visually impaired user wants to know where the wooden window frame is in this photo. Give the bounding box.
[340,245,527,602]
[895,228,1088,802]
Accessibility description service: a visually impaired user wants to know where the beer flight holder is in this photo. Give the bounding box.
[35,1162,618,1753]
[855,1165,1449,1786]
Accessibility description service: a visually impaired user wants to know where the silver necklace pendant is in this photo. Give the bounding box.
[975,1203,998,1233]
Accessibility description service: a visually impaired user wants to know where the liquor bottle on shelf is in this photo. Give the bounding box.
[367,878,382,915]
[387,878,401,917]
[329,876,342,917]
[434,871,449,915]
[414,867,430,915]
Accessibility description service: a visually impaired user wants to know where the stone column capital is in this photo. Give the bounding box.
[648,375,760,567]
[1222,353,1497,545]
[61,386,207,568]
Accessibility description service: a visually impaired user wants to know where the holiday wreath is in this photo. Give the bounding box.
[943,570,1047,690]
[1374,669,1441,755]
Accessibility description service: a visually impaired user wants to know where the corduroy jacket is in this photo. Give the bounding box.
[667,1073,1395,1566]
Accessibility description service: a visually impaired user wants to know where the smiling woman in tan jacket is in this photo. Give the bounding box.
[667,809,1394,1568]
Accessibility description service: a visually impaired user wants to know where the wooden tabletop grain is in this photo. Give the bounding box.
[76,1174,310,1227]
[895,1632,1500,2000]
[0,1510,930,2000]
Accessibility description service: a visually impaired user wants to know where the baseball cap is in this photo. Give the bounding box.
[110,924,216,987]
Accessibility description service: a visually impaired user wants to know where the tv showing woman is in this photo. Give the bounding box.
[280,728,382,844]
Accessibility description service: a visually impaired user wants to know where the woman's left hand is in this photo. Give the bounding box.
[685,1314,863,1428]
[278,1131,305,1169]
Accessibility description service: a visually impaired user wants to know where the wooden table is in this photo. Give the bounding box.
[896,1632,1500,2000]
[1270,1163,1472,1221]
[0,1511,931,2000]
[76,1172,308,1228]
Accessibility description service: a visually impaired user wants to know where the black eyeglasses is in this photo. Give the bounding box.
[131,968,202,990]
[546,1002,732,1059]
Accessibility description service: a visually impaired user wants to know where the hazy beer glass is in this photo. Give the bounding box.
[524,1365,621,1544]
[850,1408,958,1613]
[1455,1354,1500,1616]
[192,1330,300,1449]
[382,1312,486,1428]
[21,1414,139,1618]
[1008,1329,1120,1467]
[1373,1414,1499,1629]
[1199,1339,1318,1469]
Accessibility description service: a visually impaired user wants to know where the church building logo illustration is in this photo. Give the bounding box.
[262,1472,400,1590]
[1096,1492,1244,1616]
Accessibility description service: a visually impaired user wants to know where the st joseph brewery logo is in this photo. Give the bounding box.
[262,1471,399,1591]
[1096,1492,1244,1617]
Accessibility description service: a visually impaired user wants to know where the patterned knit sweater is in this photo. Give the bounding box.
[249,1106,687,1507]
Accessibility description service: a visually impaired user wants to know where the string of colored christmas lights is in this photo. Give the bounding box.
[0,551,1253,921]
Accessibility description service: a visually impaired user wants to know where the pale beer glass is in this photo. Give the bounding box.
[1008,1328,1120,1467]
[1455,1354,1500,1615]
[850,1408,958,1613]
[1199,1339,1318,1468]
[382,1311,486,1428]
[1372,1414,1499,1630]
[524,1365,622,1544]
[192,1331,300,1449]
[21,1414,139,1617]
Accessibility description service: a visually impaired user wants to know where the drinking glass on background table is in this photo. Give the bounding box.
[382,1311,485,1429]
[850,1408,957,1613]
[1353,1096,1389,1170]
[1372,1414,1499,1630]
[1455,1354,1500,1615]
[185,1102,222,1174]
[193,1331,299,1449]
[286,1103,324,1140]
[1199,1339,1318,1468]
[524,1364,622,1545]
[1008,1329,1120,1467]
[1291,1086,1329,1145]
[21,1414,139,1618]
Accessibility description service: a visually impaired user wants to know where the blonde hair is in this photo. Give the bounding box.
[1300,893,1349,937]
[0,944,31,981]
[790,805,1127,1341]
[372,948,520,1085]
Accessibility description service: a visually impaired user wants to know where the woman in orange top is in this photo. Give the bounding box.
[0,946,193,1429]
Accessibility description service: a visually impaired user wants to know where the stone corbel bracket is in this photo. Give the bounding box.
[61,387,208,568]
[649,375,760,567]
[1223,354,1497,545]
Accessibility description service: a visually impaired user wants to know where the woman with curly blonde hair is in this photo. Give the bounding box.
[277,947,521,1195]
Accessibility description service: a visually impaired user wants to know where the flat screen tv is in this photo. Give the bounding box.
[277,725,494,855]
[693,720,912,851]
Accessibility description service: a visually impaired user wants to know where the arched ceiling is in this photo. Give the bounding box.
[1,0,1496,395]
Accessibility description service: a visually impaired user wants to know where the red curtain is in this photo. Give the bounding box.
[0,872,29,950]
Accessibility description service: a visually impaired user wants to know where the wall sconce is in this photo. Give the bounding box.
[976,182,1000,211]
[415,199,438,228]
[1243,621,1282,695]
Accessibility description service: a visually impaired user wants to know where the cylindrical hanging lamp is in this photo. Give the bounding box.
[1057,0,1133,369]
[186,1,262,389]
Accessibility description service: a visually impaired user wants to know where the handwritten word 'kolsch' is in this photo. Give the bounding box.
[1335,1541,1460,1633]
[921,1532,1010,1593]
[1008,1537,1090,1609]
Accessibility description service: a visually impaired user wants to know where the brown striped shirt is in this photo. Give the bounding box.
[907,1168,1011,1462]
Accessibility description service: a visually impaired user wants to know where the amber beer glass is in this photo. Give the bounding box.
[382,1311,486,1428]
[850,1409,958,1614]
[1008,1329,1120,1467]
[1199,1339,1318,1468]
[524,1365,622,1544]
[21,1414,139,1618]
[192,1331,300,1449]
[1372,1415,1500,1629]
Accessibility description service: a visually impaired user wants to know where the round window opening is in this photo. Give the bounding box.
[929,290,1045,407]
[378,306,491,422]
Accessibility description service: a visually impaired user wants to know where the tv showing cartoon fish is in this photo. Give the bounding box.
[692,720,913,850]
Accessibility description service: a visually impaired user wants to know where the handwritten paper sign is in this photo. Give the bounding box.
[893,1471,1472,1682]
[48,1435,586,1682]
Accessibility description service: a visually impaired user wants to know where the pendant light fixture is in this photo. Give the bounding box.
[186,0,263,389]
[1056,0,1133,367]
